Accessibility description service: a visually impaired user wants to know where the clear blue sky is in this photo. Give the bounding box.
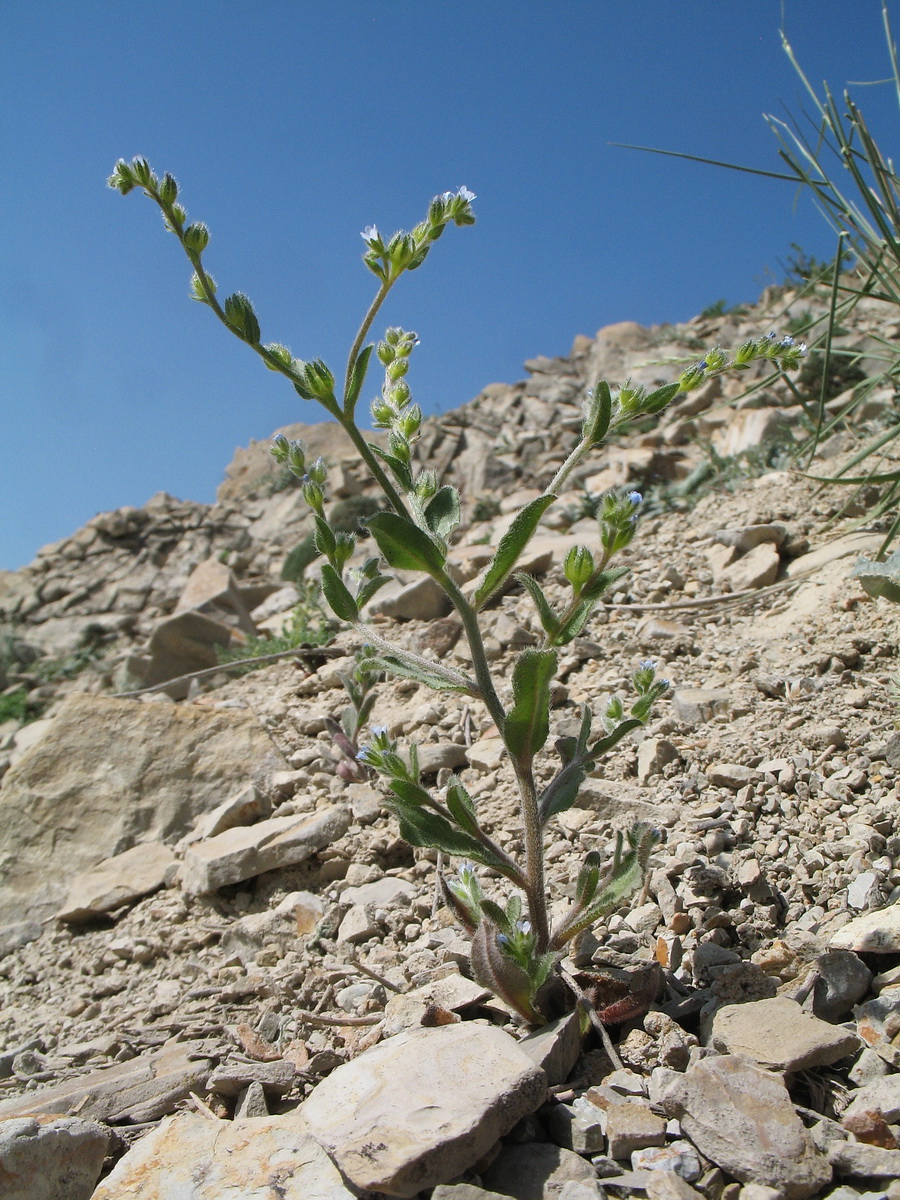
[0,1,895,569]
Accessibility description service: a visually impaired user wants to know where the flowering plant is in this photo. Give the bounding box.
[110,157,804,1023]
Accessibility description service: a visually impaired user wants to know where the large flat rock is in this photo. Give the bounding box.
[91,1111,355,1199]
[0,693,286,932]
[301,1022,547,1197]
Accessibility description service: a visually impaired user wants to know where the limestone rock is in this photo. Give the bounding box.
[659,1054,831,1198]
[829,1140,900,1178]
[0,693,286,930]
[141,609,238,696]
[830,906,900,953]
[0,1115,110,1200]
[0,1039,214,1124]
[90,1110,356,1199]
[179,805,350,894]
[481,1141,598,1200]
[55,841,175,922]
[710,997,859,1072]
[720,542,780,592]
[671,688,731,725]
[173,557,257,634]
[604,1100,666,1159]
[301,1022,547,1197]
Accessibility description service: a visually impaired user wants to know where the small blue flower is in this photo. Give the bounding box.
[798,342,808,355]
[627,491,642,506]
[779,335,795,348]
[638,658,657,672]
[370,725,387,737]
[697,360,709,371]
[361,225,380,243]
[457,186,476,202]
[356,745,372,762]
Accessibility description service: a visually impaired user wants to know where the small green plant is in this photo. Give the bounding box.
[0,687,29,724]
[779,242,855,291]
[699,298,748,320]
[217,585,335,674]
[325,647,383,782]
[281,533,320,583]
[112,157,805,1024]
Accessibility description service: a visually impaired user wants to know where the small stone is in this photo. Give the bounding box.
[831,908,900,954]
[55,841,175,922]
[206,1058,296,1097]
[520,1011,585,1087]
[605,1101,666,1159]
[720,542,780,592]
[638,737,680,783]
[466,735,506,772]
[233,1081,269,1118]
[632,1141,702,1181]
[706,763,761,790]
[336,904,380,944]
[481,1142,598,1200]
[830,1140,900,1178]
[0,1115,110,1200]
[849,872,886,911]
[645,1171,705,1200]
[710,997,859,1072]
[810,951,872,1022]
[671,689,731,725]
[845,1077,900,1124]
[843,1109,898,1149]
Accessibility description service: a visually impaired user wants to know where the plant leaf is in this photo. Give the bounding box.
[314,516,337,558]
[445,775,479,835]
[473,495,556,609]
[514,572,561,637]
[504,648,557,763]
[470,921,543,1024]
[320,564,358,622]
[345,344,373,413]
[539,758,592,823]
[550,566,629,645]
[371,448,414,493]
[385,797,506,869]
[424,486,461,539]
[366,512,446,575]
[583,380,612,444]
[362,653,476,694]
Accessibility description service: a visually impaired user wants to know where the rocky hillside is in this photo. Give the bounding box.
[2,282,900,1197]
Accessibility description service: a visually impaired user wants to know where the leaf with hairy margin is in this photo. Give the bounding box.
[473,495,556,609]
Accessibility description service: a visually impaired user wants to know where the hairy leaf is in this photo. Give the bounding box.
[385,800,506,870]
[514,572,560,638]
[445,775,479,835]
[362,653,476,694]
[345,344,373,413]
[367,512,446,575]
[504,648,557,763]
[320,564,358,622]
[583,380,612,445]
[424,486,461,539]
[473,495,556,609]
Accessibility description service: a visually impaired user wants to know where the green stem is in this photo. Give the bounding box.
[437,574,506,733]
[544,436,591,497]
[344,280,391,418]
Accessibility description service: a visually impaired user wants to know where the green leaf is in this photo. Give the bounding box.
[386,800,506,869]
[852,552,900,604]
[473,495,556,609]
[388,778,434,809]
[539,758,591,822]
[345,344,373,413]
[504,648,557,763]
[355,573,392,609]
[223,292,260,344]
[424,486,461,539]
[586,717,642,761]
[362,654,476,695]
[320,564,358,622]
[480,898,512,934]
[514,572,561,638]
[642,381,680,415]
[314,516,337,558]
[583,381,612,445]
[550,566,629,645]
[366,512,447,575]
[470,920,543,1024]
[371,447,414,492]
[575,851,602,907]
[445,775,479,835]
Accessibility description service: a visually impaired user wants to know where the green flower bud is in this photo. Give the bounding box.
[270,433,290,463]
[564,545,595,593]
[307,456,328,486]
[302,479,325,514]
[388,380,411,408]
[388,432,411,464]
[131,158,156,189]
[396,404,422,439]
[300,359,336,402]
[223,292,261,344]
[107,160,137,194]
[415,470,438,500]
[190,272,216,302]
[371,400,394,428]
[159,173,178,205]
[183,222,210,255]
[704,346,727,372]
[263,343,293,371]
[387,357,409,380]
[377,340,396,366]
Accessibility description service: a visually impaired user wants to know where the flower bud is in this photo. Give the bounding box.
[564,545,594,592]
[159,173,178,205]
[387,357,409,380]
[183,222,210,255]
[377,340,396,366]
[307,456,328,486]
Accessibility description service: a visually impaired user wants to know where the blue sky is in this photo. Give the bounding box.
[0,1,895,569]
